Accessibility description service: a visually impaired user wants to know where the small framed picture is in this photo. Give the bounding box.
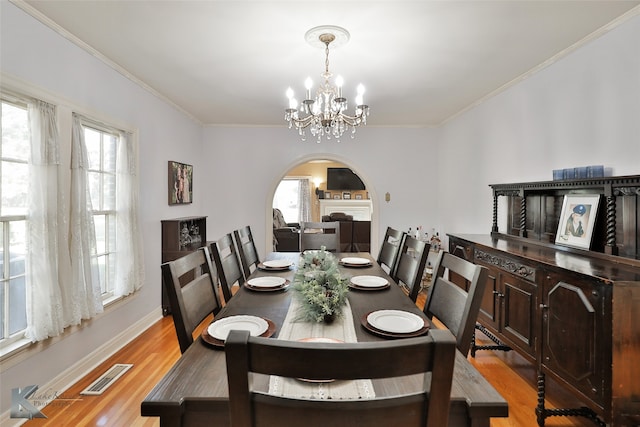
[555,194,600,250]
[342,192,351,200]
[324,192,331,199]
[355,194,363,200]
[333,194,341,199]
[168,161,193,205]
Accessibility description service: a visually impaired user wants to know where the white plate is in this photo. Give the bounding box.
[340,257,371,265]
[208,315,269,341]
[263,260,293,268]
[350,275,388,288]
[247,276,286,288]
[367,310,424,334]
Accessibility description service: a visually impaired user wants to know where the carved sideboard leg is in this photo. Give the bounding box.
[536,372,546,426]
[535,371,607,427]
[470,323,512,358]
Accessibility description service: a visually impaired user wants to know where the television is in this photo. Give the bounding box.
[326,168,365,190]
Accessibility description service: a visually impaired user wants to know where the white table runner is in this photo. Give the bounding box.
[268,297,375,400]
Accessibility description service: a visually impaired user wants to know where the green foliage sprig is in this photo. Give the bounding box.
[292,247,349,323]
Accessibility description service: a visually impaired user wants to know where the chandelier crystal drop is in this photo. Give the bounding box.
[285,26,370,143]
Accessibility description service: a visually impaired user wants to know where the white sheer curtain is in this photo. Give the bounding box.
[298,178,312,223]
[114,131,144,296]
[68,114,103,324]
[25,101,66,342]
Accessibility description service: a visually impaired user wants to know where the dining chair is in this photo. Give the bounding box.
[209,233,245,303]
[161,246,222,354]
[299,221,340,252]
[392,235,430,302]
[225,328,457,427]
[376,226,406,275]
[423,250,489,356]
[233,225,260,279]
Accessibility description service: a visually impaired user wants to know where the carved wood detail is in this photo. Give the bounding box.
[474,248,536,282]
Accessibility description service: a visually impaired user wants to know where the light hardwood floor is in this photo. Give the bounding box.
[23,291,594,427]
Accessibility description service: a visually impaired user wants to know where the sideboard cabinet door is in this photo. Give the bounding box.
[500,271,538,358]
[541,271,609,411]
[479,266,500,331]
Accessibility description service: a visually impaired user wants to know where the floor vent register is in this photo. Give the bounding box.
[80,363,133,395]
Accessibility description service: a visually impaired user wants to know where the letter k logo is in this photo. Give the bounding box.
[11,385,46,419]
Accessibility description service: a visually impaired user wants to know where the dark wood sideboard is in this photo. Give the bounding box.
[161,216,207,315]
[448,174,640,427]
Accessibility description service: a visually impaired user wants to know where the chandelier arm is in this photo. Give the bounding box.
[288,115,317,128]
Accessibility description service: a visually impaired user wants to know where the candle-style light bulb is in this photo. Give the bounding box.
[335,75,344,98]
[356,84,365,105]
[305,77,313,100]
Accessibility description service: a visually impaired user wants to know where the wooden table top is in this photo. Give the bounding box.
[142,252,508,426]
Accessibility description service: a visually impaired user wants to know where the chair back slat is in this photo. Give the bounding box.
[161,247,221,353]
[299,221,340,252]
[225,329,457,427]
[234,226,260,279]
[210,233,245,303]
[423,250,488,355]
[376,227,406,275]
[393,235,430,302]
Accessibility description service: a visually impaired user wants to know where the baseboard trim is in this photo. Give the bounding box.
[0,308,163,426]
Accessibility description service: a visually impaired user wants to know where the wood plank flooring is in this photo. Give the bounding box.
[23,291,594,427]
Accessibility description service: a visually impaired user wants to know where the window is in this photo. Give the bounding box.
[273,177,312,224]
[0,98,30,343]
[273,179,301,223]
[0,89,143,352]
[83,124,117,297]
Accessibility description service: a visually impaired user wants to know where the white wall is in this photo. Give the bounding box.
[201,126,440,256]
[437,13,640,242]
[0,2,204,414]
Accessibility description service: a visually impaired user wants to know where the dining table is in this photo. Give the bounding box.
[141,252,508,427]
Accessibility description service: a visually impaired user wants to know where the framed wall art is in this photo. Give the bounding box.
[168,161,193,205]
[555,194,600,250]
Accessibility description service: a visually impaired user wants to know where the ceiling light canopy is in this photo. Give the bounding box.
[285,26,369,143]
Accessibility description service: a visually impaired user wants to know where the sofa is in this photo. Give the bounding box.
[273,208,300,251]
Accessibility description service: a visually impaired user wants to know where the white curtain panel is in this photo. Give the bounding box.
[25,100,66,342]
[298,179,312,223]
[114,131,144,296]
[68,114,103,324]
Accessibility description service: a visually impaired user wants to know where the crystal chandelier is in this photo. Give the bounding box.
[285,26,369,143]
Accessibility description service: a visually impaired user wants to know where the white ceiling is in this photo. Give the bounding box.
[17,1,640,127]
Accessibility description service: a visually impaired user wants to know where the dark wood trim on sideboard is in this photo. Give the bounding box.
[490,174,639,260]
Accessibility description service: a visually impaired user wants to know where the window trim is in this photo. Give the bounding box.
[1,95,30,348]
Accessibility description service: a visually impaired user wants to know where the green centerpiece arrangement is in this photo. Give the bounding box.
[292,247,349,323]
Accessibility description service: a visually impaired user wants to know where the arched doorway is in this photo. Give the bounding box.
[265,154,379,256]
